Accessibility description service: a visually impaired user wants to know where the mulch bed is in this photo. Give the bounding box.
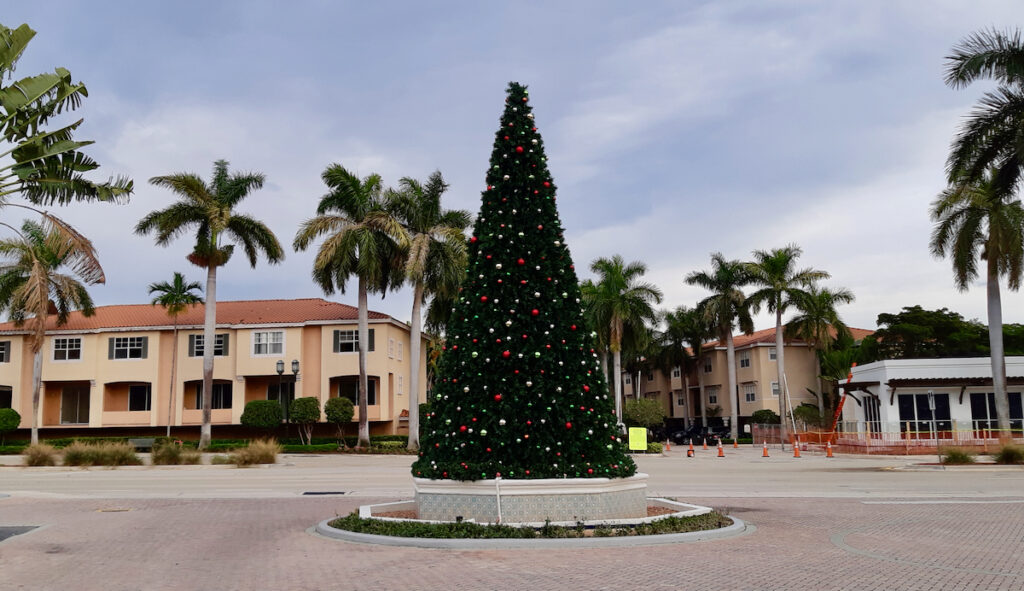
[375,505,678,521]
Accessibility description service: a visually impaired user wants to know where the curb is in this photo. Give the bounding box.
[312,515,752,549]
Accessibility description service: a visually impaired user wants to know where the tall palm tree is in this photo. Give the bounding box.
[931,171,1024,434]
[745,245,828,444]
[686,253,753,439]
[944,29,1024,196]
[148,272,203,437]
[655,307,698,423]
[388,171,471,451]
[294,164,406,449]
[136,160,284,449]
[0,220,101,443]
[580,279,612,385]
[582,255,662,427]
[787,285,855,418]
[669,305,717,428]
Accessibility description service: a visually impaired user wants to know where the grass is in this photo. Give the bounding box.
[151,442,202,465]
[939,447,975,465]
[23,443,58,466]
[231,439,281,466]
[62,441,143,467]
[328,510,732,539]
[993,444,1024,465]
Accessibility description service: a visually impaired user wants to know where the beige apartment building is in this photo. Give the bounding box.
[0,298,426,436]
[623,327,874,430]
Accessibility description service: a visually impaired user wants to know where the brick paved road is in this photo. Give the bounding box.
[1,451,1022,590]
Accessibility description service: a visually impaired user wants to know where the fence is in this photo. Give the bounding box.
[751,421,1024,455]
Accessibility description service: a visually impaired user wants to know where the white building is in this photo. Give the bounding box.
[840,357,1024,436]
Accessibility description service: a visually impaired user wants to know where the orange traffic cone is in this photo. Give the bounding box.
[762,441,770,457]
[733,438,739,449]
[686,449,694,458]
[793,444,801,458]
[664,439,671,452]
[717,441,725,458]
[826,441,834,458]
[688,439,695,454]
[702,438,708,450]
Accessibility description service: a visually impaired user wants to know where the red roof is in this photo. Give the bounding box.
[0,298,392,332]
[705,326,874,349]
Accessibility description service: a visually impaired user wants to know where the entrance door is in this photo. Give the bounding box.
[60,385,90,424]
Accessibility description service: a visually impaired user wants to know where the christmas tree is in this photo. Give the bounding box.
[412,82,636,481]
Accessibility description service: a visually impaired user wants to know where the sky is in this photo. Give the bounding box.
[4,1,1024,332]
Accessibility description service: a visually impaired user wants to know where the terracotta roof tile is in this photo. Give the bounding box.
[0,298,392,333]
[705,326,874,349]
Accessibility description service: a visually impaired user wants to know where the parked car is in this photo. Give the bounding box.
[670,423,731,444]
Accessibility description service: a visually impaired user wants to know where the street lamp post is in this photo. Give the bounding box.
[276,359,285,421]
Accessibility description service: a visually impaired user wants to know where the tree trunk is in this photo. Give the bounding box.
[199,265,216,450]
[988,258,1011,435]
[167,319,178,438]
[698,357,707,428]
[613,349,623,430]
[775,309,788,446]
[682,373,690,424]
[30,347,42,445]
[407,282,425,451]
[357,278,371,449]
[726,330,739,440]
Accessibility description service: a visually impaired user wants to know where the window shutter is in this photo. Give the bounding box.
[333,330,340,353]
[140,337,148,359]
[368,329,375,352]
[221,334,230,356]
[108,338,115,360]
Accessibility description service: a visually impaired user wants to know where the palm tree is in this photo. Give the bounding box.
[294,164,406,449]
[686,253,753,440]
[667,306,717,429]
[149,272,203,437]
[745,245,828,444]
[388,171,471,451]
[944,29,1024,196]
[787,285,855,419]
[580,279,612,384]
[931,171,1024,434]
[655,307,697,423]
[136,160,284,449]
[582,255,662,428]
[0,220,101,443]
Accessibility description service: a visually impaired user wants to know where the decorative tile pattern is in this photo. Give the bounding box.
[416,484,647,523]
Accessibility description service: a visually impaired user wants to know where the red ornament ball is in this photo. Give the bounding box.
[565,422,573,429]
[470,236,478,243]
[516,146,524,153]
[502,350,511,358]
[570,324,577,331]
[460,425,467,432]
[517,258,525,265]
[583,385,590,392]
[531,309,539,316]
[587,468,594,474]
[480,296,488,302]
[494,394,502,401]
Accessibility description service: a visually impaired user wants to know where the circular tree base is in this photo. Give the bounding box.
[414,473,648,523]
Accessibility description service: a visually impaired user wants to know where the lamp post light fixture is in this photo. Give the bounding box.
[276,360,285,420]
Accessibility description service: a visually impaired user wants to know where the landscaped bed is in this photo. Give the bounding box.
[327,508,732,539]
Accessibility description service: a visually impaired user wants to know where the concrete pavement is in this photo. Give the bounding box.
[1,447,1022,590]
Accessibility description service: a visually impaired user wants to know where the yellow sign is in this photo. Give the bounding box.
[628,427,648,451]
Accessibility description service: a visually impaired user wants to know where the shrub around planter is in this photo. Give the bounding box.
[240,400,283,431]
[63,441,142,466]
[23,443,58,466]
[151,441,202,465]
[231,439,281,466]
[0,408,20,445]
[994,444,1024,465]
[324,397,354,447]
[288,397,321,445]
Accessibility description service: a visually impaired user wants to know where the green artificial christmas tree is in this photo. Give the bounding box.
[412,82,636,481]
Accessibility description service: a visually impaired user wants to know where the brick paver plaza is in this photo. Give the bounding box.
[2,448,1022,590]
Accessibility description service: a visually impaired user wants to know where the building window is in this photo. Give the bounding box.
[252,331,284,356]
[771,381,780,397]
[970,392,1024,430]
[676,395,686,407]
[647,372,654,381]
[707,386,719,405]
[738,350,750,368]
[337,379,377,406]
[388,338,395,358]
[194,382,233,410]
[624,376,632,385]
[53,337,82,361]
[704,359,712,373]
[333,329,375,353]
[398,375,404,395]
[0,341,10,363]
[672,367,681,378]
[0,386,11,409]
[109,336,147,359]
[769,347,777,361]
[897,393,952,433]
[128,384,151,411]
[397,342,403,361]
[744,384,756,403]
[189,334,229,357]
[267,381,295,419]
